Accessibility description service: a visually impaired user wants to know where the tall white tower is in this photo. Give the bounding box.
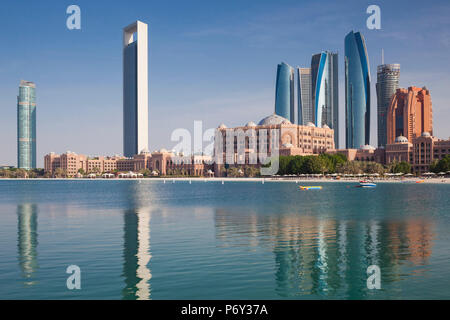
[123,21,148,157]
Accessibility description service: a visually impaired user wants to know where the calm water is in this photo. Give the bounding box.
[0,180,449,300]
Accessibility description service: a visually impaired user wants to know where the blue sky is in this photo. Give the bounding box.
[1,0,450,167]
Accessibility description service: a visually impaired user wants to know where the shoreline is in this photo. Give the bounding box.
[1,177,449,184]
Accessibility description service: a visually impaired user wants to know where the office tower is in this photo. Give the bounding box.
[387,86,432,144]
[310,51,339,148]
[275,62,295,122]
[297,67,313,125]
[345,31,371,149]
[376,64,400,147]
[17,80,36,169]
[123,21,149,157]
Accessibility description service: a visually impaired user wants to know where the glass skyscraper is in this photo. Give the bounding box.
[376,64,400,147]
[345,31,371,149]
[297,67,312,125]
[123,21,149,157]
[311,51,339,148]
[17,80,36,169]
[275,62,295,123]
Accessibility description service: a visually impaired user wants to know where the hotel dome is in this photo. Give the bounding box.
[306,122,316,127]
[395,136,408,143]
[258,114,291,126]
[245,121,257,127]
[422,132,431,137]
[218,123,227,129]
[361,144,376,150]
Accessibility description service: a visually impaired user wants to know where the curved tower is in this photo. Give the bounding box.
[275,62,295,123]
[345,31,371,149]
[311,51,339,148]
[17,80,36,169]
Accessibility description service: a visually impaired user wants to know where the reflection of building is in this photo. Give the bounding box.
[17,80,37,169]
[17,203,39,285]
[387,86,433,145]
[123,21,149,157]
[345,31,371,149]
[213,208,434,298]
[122,183,152,300]
[311,52,339,148]
[376,64,400,147]
[275,62,295,123]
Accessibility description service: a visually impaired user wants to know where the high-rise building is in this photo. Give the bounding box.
[387,86,433,144]
[310,51,339,148]
[275,62,295,123]
[17,80,36,169]
[297,67,312,125]
[123,21,149,157]
[376,64,400,147]
[345,31,371,149]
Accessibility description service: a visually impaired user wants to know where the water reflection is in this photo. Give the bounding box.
[17,203,39,285]
[214,209,434,298]
[122,182,152,300]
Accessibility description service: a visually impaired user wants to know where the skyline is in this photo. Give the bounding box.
[1,0,450,167]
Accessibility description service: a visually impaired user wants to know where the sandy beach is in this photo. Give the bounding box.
[1,177,449,184]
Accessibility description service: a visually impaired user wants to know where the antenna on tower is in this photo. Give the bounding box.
[381,48,384,65]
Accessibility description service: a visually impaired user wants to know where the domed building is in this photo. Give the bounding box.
[213,113,335,175]
[258,114,291,126]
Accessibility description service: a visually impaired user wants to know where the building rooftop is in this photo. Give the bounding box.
[258,114,291,126]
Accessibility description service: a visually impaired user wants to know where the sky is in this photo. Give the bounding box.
[1,0,449,167]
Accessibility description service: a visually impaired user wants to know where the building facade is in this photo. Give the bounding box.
[275,62,295,123]
[123,20,149,157]
[297,67,312,126]
[44,150,213,177]
[345,31,371,149]
[387,86,433,145]
[310,51,339,148]
[376,64,400,147]
[214,114,335,175]
[17,80,37,169]
[385,133,450,174]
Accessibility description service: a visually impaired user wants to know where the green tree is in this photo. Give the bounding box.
[430,155,450,173]
[390,161,411,174]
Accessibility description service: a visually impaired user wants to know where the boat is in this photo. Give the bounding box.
[416,180,425,183]
[358,182,376,188]
[299,186,322,190]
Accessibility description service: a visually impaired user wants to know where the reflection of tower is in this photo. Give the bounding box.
[122,182,152,300]
[17,203,39,284]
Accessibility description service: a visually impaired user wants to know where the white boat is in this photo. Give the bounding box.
[358,182,376,188]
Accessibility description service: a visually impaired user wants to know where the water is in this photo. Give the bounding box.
[0,180,449,300]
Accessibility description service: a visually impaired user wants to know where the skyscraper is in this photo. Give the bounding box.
[310,51,339,148]
[274,62,295,123]
[345,31,371,149]
[387,86,432,144]
[376,64,400,147]
[297,67,312,125]
[17,80,36,169]
[123,21,149,158]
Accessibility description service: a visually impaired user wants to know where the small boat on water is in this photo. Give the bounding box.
[299,186,322,190]
[416,180,425,183]
[358,182,376,188]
